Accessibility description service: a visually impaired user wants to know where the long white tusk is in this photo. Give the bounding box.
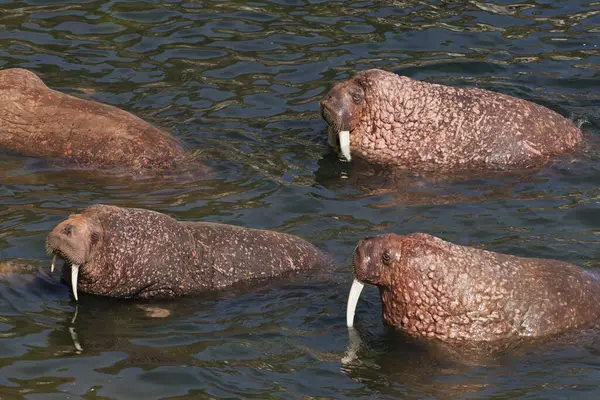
[51,254,57,273]
[71,264,80,301]
[339,130,351,161]
[346,278,365,327]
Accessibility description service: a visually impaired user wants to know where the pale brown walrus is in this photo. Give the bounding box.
[0,68,201,175]
[320,69,582,172]
[347,233,600,342]
[46,204,332,300]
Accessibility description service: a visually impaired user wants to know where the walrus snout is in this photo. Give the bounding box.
[320,99,345,156]
[320,85,355,133]
[320,98,343,133]
[352,236,378,283]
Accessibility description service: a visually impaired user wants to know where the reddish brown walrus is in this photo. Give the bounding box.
[46,204,331,300]
[347,233,600,342]
[320,69,582,172]
[0,68,200,174]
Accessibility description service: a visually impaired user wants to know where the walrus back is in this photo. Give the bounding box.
[404,79,582,168]
[405,234,600,340]
[354,69,582,171]
[183,221,332,289]
[0,68,190,173]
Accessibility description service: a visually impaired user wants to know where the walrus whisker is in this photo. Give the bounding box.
[327,126,337,149]
[48,250,73,271]
[71,264,80,301]
[346,278,365,327]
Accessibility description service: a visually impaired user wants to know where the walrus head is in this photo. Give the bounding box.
[46,213,103,301]
[320,69,410,163]
[347,233,465,341]
[320,74,370,162]
[346,234,403,327]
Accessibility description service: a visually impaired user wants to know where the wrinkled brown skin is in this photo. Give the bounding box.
[46,205,332,299]
[0,68,198,174]
[320,69,582,171]
[353,233,600,342]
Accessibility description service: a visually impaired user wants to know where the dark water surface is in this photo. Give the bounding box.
[1,0,600,398]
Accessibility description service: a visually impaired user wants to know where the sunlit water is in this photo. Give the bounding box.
[1,0,600,398]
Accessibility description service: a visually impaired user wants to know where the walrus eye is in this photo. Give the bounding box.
[352,92,362,104]
[382,250,392,266]
[91,231,100,244]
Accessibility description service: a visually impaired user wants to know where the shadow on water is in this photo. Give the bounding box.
[313,133,600,209]
[0,260,355,398]
[340,319,600,399]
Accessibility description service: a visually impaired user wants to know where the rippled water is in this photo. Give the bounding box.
[1,0,600,398]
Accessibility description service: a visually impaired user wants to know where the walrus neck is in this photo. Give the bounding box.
[381,270,447,340]
[355,77,413,160]
[380,287,405,328]
[76,232,129,296]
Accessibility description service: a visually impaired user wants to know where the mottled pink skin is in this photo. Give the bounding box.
[321,69,582,171]
[0,68,199,174]
[354,233,600,342]
[46,205,331,299]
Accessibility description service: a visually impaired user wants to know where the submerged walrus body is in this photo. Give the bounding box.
[0,68,199,175]
[347,233,600,342]
[320,69,582,172]
[46,205,331,300]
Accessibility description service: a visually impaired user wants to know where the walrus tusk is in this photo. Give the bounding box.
[71,264,79,301]
[347,278,365,327]
[339,130,351,161]
[51,254,56,273]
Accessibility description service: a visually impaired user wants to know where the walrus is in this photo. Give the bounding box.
[320,69,583,171]
[45,204,331,300]
[0,68,200,174]
[346,233,600,342]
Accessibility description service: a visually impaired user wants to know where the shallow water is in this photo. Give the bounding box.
[1,0,600,398]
